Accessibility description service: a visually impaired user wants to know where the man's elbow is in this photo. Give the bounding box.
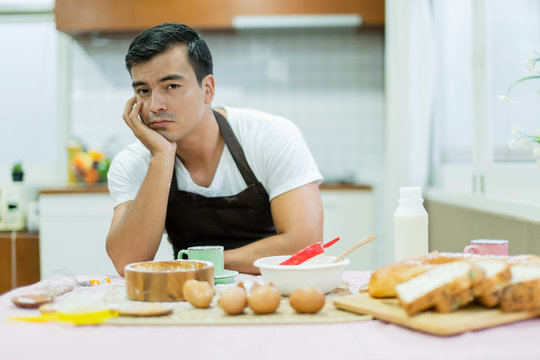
[110,256,127,277]
[106,237,126,277]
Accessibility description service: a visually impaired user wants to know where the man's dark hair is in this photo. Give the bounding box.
[125,22,213,85]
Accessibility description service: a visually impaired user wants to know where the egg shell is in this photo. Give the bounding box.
[183,279,214,308]
[218,285,247,315]
[289,287,325,313]
[248,284,281,314]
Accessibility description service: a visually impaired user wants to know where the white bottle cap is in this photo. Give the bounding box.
[399,186,422,200]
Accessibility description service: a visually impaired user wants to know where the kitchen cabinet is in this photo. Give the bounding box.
[39,187,173,279]
[0,232,40,294]
[55,0,385,34]
[320,186,374,271]
[39,190,116,279]
[38,185,374,278]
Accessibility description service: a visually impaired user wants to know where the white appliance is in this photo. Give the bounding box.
[0,183,25,231]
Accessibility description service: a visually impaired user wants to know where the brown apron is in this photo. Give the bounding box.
[165,110,276,257]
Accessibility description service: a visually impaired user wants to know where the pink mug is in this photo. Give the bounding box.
[463,239,508,256]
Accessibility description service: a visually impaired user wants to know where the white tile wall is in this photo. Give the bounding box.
[70,28,384,185]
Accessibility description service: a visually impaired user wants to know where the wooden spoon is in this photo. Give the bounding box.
[11,294,54,309]
[11,285,74,309]
[332,235,377,263]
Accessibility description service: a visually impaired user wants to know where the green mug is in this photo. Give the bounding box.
[178,245,224,276]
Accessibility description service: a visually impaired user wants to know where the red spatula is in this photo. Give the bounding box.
[279,237,340,265]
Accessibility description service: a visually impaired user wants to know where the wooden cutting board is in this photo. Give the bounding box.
[333,293,539,336]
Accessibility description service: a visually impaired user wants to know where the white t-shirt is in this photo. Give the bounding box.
[107,107,323,207]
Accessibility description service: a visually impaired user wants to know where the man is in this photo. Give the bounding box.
[106,23,323,276]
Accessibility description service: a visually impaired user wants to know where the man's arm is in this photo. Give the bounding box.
[106,97,177,276]
[224,182,323,274]
[106,153,174,276]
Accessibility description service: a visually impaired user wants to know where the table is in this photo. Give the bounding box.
[1,271,539,360]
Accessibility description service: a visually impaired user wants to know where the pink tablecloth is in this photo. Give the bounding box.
[1,271,539,360]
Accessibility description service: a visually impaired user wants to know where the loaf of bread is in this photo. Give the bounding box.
[369,251,540,315]
[368,251,540,300]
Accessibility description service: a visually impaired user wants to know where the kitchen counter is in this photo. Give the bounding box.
[39,183,371,194]
[2,271,539,360]
[38,183,375,276]
[39,184,109,194]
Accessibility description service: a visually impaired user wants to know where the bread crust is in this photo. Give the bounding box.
[368,259,432,298]
[422,251,470,264]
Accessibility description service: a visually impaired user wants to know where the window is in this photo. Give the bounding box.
[432,0,540,209]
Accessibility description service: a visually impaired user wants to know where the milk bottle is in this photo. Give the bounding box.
[394,186,429,261]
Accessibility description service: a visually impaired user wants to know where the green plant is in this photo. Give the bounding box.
[11,162,23,174]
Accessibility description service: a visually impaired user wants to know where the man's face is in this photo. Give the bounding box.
[130,44,212,143]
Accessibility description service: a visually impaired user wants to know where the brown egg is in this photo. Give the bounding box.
[183,279,214,308]
[251,281,262,291]
[248,283,281,314]
[218,282,247,315]
[289,287,325,313]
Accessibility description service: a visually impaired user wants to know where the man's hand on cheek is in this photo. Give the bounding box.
[122,96,177,157]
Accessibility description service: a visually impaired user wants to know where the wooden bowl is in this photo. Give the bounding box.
[125,260,214,302]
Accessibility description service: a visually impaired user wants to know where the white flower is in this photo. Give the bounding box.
[525,50,540,74]
[498,94,515,104]
[511,126,522,137]
[526,57,536,73]
[533,145,540,158]
[507,139,519,149]
[518,137,530,148]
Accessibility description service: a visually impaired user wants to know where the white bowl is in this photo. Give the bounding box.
[253,255,350,296]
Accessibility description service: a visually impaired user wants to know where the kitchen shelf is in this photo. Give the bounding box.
[54,0,385,35]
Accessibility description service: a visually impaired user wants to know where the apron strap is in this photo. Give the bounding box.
[213,110,259,187]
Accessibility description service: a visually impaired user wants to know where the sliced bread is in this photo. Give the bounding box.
[434,263,485,313]
[434,288,474,313]
[500,264,540,312]
[396,261,479,316]
[471,259,511,307]
[477,289,505,308]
